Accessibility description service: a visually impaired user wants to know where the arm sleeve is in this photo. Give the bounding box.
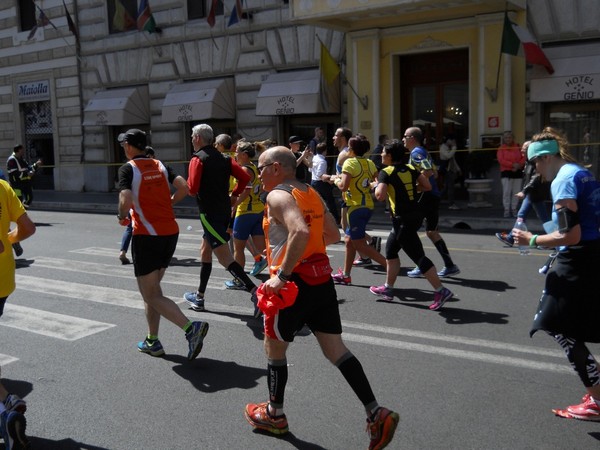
[117,164,133,191]
[187,157,203,196]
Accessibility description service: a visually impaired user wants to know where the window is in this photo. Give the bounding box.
[108,0,138,34]
[19,0,36,31]
[188,0,223,21]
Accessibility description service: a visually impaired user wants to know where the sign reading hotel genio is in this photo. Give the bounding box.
[17,80,50,103]
[531,74,596,102]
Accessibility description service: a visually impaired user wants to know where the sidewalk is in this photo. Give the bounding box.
[29,190,535,232]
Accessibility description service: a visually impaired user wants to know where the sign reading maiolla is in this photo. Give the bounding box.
[17,80,50,103]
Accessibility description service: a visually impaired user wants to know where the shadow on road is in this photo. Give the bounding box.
[167,357,265,393]
[28,437,109,450]
[250,428,328,450]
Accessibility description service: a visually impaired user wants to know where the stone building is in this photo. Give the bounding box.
[1,0,600,193]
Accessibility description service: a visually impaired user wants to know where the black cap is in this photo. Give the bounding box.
[288,135,303,144]
[118,129,147,151]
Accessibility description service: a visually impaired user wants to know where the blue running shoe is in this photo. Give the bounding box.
[407,267,423,278]
[225,279,246,290]
[495,232,514,247]
[4,394,26,414]
[437,265,461,278]
[0,410,30,450]
[186,321,209,361]
[429,287,453,311]
[137,339,165,357]
[184,292,205,311]
[250,258,268,276]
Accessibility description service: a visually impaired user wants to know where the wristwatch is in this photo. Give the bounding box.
[117,214,126,221]
[276,268,292,282]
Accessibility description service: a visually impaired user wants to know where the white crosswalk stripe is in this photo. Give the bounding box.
[3,246,572,376]
[1,304,115,340]
[0,354,19,368]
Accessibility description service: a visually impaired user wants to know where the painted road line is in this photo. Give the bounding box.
[27,257,230,289]
[342,332,572,374]
[0,305,115,340]
[16,274,144,309]
[342,320,562,358]
[0,354,19,367]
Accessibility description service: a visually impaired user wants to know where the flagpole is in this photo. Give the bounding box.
[31,0,83,64]
[486,4,509,102]
[316,35,368,110]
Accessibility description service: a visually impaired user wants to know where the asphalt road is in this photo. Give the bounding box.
[2,210,599,449]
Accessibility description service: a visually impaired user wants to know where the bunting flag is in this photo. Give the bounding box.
[63,0,79,41]
[207,0,217,28]
[501,13,554,74]
[113,0,136,32]
[27,7,50,40]
[137,0,162,34]
[320,42,341,84]
[228,0,243,27]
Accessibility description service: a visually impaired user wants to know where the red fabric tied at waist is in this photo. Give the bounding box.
[256,281,299,315]
[293,253,332,285]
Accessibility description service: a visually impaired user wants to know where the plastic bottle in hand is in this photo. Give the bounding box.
[514,218,530,255]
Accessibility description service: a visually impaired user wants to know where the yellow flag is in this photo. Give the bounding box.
[320,43,340,85]
[113,0,135,31]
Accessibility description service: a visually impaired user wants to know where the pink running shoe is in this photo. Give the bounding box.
[332,268,351,285]
[369,285,393,301]
[429,287,453,311]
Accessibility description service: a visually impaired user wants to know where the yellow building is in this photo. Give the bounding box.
[291,0,529,159]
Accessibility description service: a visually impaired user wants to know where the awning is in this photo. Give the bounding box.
[256,69,340,116]
[161,78,235,123]
[83,86,149,126]
[530,43,600,102]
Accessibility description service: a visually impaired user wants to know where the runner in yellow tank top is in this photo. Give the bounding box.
[334,135,386,284]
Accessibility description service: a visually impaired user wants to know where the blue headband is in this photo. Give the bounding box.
[527,139,559,160]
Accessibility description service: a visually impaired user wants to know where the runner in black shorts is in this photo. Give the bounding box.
[131,234,178,277]
[182,124,258,313]
[244,146,399,449]
[117,128,208,361]
[404,126,460,278]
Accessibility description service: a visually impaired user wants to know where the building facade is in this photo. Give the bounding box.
[1,0,599,193]
[290,0,600,182]
[1,0,345,192]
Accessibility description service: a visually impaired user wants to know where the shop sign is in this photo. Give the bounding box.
[275,96,295,115]
[17,80,50,103]
[531,74,597,102]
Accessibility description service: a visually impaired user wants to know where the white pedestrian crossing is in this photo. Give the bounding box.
[3,245,572,377]
[1,304,115,340]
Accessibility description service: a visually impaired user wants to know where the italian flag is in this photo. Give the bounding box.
[501,13,554,74]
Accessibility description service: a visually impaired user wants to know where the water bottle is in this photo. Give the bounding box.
[514,218,530,255]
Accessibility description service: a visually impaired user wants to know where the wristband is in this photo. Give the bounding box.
[529,234,538,248]
[276,268,292,282]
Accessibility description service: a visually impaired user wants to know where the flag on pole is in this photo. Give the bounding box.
[207,0,218,27]
[501,13,554,74]
[63,0,79,41]
[113,0,136,32]
[320,42,341,84]
[137,0,162,34]
[27,7,50,40]
[228,0,243,27]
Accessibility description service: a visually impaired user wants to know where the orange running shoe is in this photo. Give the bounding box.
[244,402,289,435]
